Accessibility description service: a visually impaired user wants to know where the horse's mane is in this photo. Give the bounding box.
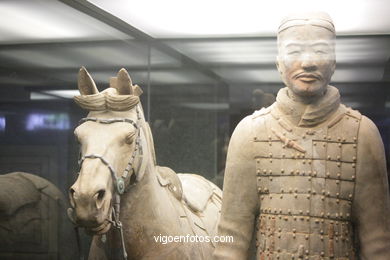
[74,86,142,111]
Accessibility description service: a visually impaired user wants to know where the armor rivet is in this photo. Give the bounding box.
[323,143,326,147]
[270,177,273,181]
[347,213,350,217]
[327,191,330,196]
[353,156,356,161]
[352,163,356,168]
[294,194,298,198]
[326,172,330,177]
[308,160,312,165]
[303,135,306,139]
[352,175,355,180]
[282,153,286,158]
[289,188,293,193]
[280,194,283,199]
[337,155,341,160]
[279,209,282,213]
[338,143,342,147]
[336,180,340,184]
[288,209,291,214]
[349,194,353,199]
[305,235,309,240]
[281,188,284,193]
[302,160,306,164]
[322,189,325,194]
[321,236,324,241]
[307,188,311,193]
[270,159,273,163]
[312,190,316,195]
[321,196,325,201]
[293,228,296,233]
[353,136,357,141]
[269,153,273,158]
[268,135,271,140]
[336,199,340,204]
[323,135,327,139]
[254,137,257,141]
[278,228,281,232]
[315,219,319,223]
[281,169,285,173]
[337,137,341,141]
[257,169,260,174]
[290,170,294,174]
[295,188,298,193]
[327,213,330,217]
[306,210,310,215]
[295,170,300,175]
[257,159,260,163]
[284,216,288,221]
[321,212,324,216]
[269,142,272,146]
[337,173,341,178]
[327,155,331,160]
[337,162,341,167]
[320,230,324,234]
[313,171,317,176]
[263,169,267,173]
[343,138,347,142]
[308,177,312,181]
[270,195,272,199]
[313,142,317,146]
[299,210,303,214]
[302,171,305,175]
[293,234,296,238]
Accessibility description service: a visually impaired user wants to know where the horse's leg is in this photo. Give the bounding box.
[88,236,108,260]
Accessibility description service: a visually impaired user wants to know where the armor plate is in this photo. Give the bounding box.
[253,104,361,259]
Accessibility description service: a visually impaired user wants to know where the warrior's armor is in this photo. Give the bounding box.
[214,87,390,260]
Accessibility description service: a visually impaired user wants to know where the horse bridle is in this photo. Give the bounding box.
[73,107,144,260]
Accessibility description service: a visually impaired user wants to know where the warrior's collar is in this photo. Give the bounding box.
[275,85,340,127]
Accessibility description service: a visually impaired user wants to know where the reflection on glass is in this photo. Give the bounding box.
[26,113,70,131]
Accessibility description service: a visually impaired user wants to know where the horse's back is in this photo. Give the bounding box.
[177,173,221,237]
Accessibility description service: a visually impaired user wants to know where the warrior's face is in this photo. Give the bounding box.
[277,24,336,98]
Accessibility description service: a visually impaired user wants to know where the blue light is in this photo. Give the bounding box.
[0,116,5,131]
[26,113,70,131]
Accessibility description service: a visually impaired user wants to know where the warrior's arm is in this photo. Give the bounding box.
[353,116,390,259]
[213,116,259,259]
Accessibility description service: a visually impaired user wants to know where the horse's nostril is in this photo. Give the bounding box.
[96,189,106,201]
[69,188,76,207]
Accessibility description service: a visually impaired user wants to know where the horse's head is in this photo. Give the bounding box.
[68,67,154,235]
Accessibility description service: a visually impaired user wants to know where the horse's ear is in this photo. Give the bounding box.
[78,67,98,95]
[116,68,133,95]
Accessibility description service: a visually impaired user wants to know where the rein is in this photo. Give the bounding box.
[72,107,144,260]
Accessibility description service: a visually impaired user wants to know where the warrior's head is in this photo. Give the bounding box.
[276,12,336,100]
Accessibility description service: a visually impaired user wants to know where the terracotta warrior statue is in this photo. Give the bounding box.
[214,12,390,259]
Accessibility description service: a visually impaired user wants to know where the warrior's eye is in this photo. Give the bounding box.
[125,132,136,144]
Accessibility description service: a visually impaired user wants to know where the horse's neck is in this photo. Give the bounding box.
[120,154,177,233]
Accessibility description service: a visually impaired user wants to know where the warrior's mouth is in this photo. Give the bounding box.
[294,72,321,82]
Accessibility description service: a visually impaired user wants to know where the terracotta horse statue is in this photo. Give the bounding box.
[67,67,222,260]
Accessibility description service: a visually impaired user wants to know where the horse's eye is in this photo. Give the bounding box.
[125,132,136,144]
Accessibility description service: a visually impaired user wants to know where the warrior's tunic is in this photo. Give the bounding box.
[214,86,390,260]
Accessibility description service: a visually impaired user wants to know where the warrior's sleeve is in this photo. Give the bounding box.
[353,116,390,259]
[213,116,259,259]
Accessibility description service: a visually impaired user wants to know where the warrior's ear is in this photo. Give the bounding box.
[78,67,98,95]
[116,68,134,95]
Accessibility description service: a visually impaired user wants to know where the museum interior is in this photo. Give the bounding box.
[0,0,389,259]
